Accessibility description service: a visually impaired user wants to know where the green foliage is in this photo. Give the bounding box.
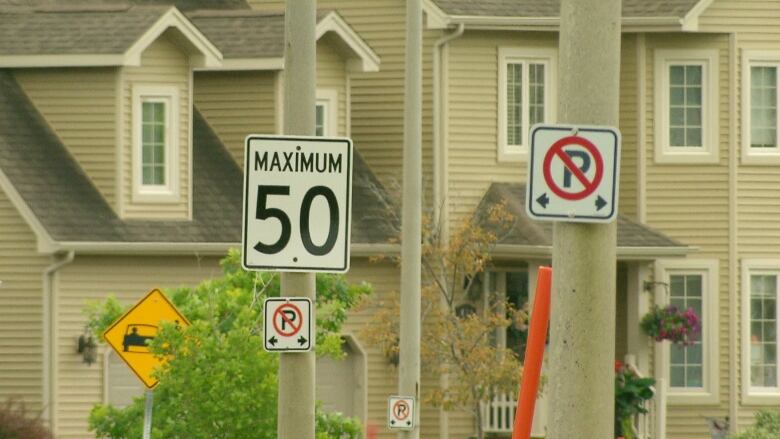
[730,410,780,439]
[0,398,52,439]
[86,248,370,439]
[614,361,655,439]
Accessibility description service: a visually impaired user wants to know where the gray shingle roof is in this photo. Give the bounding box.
[187,11,285,59]
[186,10,335,60]
[432,0,702,19]
[0,70,398,245]
[0,6,166,56]
[478,182,685,249]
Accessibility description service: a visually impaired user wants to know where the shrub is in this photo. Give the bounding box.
[730,410,780,439]
[0,398,53,439]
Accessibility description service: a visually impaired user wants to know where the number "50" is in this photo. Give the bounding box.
[254,185,340,256]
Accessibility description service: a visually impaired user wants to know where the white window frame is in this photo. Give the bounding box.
[132,84,180,203]
[497,47,557,162]
[742,259,780,404]
[654,259,720,405]
[742,51,780,164]
[654,49,719,164]
[316,88,338,137]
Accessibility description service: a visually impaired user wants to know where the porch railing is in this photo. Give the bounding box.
[480,392,516,433]
[624,354,666,439]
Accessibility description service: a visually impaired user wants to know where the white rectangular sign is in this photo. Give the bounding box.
[526,124,621,223]
[242,135,352,272]
[388,396,415,430]
[263,297,313,352]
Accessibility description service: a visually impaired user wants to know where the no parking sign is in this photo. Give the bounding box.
[526,124,621,223]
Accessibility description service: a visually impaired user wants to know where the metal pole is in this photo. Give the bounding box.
[142,390,153,439]
[399,0,422,438]
[278,1,316,438]
[547,0,621,438]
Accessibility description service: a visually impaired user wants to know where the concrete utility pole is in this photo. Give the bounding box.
[547,0,621,438]
[399,0,422,437]
[278,1,316,438]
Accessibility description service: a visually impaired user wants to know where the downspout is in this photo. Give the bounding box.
[432,22,464,439]
[728,31,738,435]
[433,23,464,235]
[42,250,75,431]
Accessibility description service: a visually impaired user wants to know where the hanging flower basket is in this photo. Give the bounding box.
[639,305,701,346]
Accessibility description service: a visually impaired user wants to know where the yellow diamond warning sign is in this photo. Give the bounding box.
[102,289,189,389]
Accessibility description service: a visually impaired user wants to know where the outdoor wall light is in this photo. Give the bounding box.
[77,333,98,366]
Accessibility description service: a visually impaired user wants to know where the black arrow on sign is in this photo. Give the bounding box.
[595,196,607,211]
[536,193,550,208]
[298,336,307,346]
[268,336,278,346]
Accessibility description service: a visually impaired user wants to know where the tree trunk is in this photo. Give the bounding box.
[474,402,484,439]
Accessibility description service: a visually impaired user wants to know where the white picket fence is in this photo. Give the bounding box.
[480,392,516,433]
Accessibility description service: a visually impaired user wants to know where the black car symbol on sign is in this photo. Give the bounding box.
[122,324,157,353]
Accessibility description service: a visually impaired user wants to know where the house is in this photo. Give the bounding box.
[0,1,406,438]
[252,0,780,438]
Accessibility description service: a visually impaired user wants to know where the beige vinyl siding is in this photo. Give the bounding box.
[446,31,557,228]
[619,34,638,220]
[250,0,440,209]
[0,190,48,412]
[645,33,731,439]
[121,32,191,219]
[194,70,277,164]
[317,40,348,137]
[14,68,118,210]
[53,255,223,439]
[696,1,780,431]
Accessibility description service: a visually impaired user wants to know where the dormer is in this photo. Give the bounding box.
[0,5,221,220]
[189,9,380,164]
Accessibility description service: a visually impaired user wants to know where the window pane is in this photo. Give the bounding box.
[315,103,325,137]
[669,273,706,389]
[751,66,778,148]
[506,63,523,146]
[751,274,779,388]
[141,101,166,187]
[529,63,545,127]
[505,271,529,360]
[669,64,703,147]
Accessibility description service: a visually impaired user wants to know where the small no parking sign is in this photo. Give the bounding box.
[388,396,415,430]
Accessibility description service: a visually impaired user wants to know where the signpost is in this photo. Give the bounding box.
[388,396,415,430]
[526,124,620,223]
[263,298,312,352]
[242,135,353,273]
[102,288,190,439]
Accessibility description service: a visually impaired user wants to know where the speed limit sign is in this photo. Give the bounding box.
[242,135,352,273]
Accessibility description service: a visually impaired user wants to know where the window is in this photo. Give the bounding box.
[742,52,780,164]
[654,49,719,164]
[316,89,338,137]
[669,274,704,388]
[655,259,719,404]
[132,85,179,202]
[498,48,556,161]
[742,260,780,404]
[487,270,530,359]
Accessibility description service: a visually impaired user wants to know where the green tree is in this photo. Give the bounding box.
[85,249,369,439]
[730,410,780,439]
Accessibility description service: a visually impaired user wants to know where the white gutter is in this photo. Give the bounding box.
[42,250,75,431]
[432,23,465,241]
[491,244,693,260]
[50,241,397,257]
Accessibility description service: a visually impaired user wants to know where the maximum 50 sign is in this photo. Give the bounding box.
[242,135,352,273]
